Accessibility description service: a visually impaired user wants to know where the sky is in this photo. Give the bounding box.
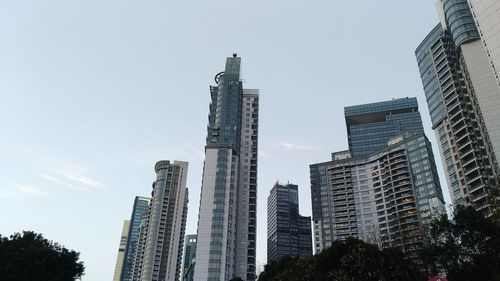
[0,0,446,280]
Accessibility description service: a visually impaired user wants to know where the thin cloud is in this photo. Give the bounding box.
[17,185,49,197]
[0,185,49,199]
[278,142,317,151]
[40,166,105,191]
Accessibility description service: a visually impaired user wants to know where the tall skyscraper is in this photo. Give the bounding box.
[131,160,189,281]
[194,54,259,281]
[467,0,500,88]
[130,212,149,281]
[310,98,445,255]
[120,196,151,281]
[416,0,500,215]
[182,235,197,281]
[113,220,130,281]
[267,182,312,263]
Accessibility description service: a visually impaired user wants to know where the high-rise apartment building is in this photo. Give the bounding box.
[182,235,197,281]
[130,212,149,281]
[131,160,189,281]
[194,54,259,281]
[267,182,312,263]
[118,196,151,281]
[467,0,500,87]
[113,220,130,281]
[416,0,500,215]
[310,98,445,255]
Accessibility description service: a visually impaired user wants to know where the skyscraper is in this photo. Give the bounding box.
[267,182,312,263]
[416,0,500,215]
[467,0,500,88]
[182,235,197,281]
[131,160,189,281]
[194,54,259,281]
[113,220,130,281]
[310,98,445,255]
[121,196,151,281]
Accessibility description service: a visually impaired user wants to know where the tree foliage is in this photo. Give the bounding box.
[259,207,500,281]
[258,238,422,281]
[487,176,500,220]
[0,231,85,281]
[421,206,500,281]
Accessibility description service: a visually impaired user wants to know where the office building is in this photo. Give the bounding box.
[113,220,130,281]
[182,235,197,281]
[310,98,445,255]
[267,182,312,262]
[194,54,259,281]
[346,98,425,158]
[131,160,189,281]
[119,197,151,281]
[416,0,500,215]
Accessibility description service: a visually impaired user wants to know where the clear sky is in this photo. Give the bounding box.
[0,1,446,280]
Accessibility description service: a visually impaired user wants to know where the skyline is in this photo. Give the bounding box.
[0,1,447,280]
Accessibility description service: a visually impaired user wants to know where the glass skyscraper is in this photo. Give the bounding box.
[182,235,197,281]
[118,196,151,281]
[345,98,424,158]
[267,183,312,263]
[131,160,189,281]
[416,0,500,216]
[194,55,259,281]
[310,98,445,256]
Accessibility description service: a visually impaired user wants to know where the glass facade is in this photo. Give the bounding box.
[345,98,424,157]
[267,183,312,262]
[182,235,197,281]
[195,55,259,281]
[309,161,331,220]
[121,197,150,281]
[442,0,480,47]
[310,98,445,257]
[416,7,499,215]
[415,24,447,128]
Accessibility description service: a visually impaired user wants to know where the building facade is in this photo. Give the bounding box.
[467,0,500,89]
[345,98,425,158]
[194,54,259,281]
[131,160,189,281]
[416,0,500,215]
[182,235,197,281]
[267,183,312,263]
[113,220,130,281]
[119,197,151,281]
[130,212,149,281]
[310,98,445,255]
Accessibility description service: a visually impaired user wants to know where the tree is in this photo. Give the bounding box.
[487,175,500,220]
[421,206,500,281]
[258,238,422,281]
[0,231,85,281]
[229,277,244,281]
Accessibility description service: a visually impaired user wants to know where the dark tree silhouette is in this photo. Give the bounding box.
[0,231,85,281]
[487,176,500,220]
[258,238,422,281]
[421,206,500,281]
